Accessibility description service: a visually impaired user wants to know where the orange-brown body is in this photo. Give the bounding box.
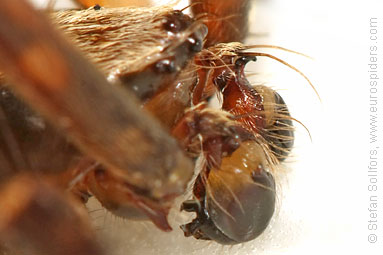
[0,0,300,253]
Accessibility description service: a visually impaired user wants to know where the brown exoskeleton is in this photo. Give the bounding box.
[0,0,315,253]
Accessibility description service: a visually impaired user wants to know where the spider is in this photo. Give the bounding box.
[0,0,314,254]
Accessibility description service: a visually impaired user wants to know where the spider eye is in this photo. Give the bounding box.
[162,10,192,33]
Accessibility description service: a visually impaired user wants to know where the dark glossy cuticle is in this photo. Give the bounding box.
[162,11,191,33]
[163,18,181,32]
[180,166,276,244]
[155,59,176,73]
[93,4,101,10]
[265,92,294,161]
[251,165,274,186]
[235,56,256,68]
[188,37,203,52]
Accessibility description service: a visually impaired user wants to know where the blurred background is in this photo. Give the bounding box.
[27,0,383,254]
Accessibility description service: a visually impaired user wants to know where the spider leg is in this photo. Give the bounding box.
[0,175,104,255]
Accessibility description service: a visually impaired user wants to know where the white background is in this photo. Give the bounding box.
[27,0,383,254]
